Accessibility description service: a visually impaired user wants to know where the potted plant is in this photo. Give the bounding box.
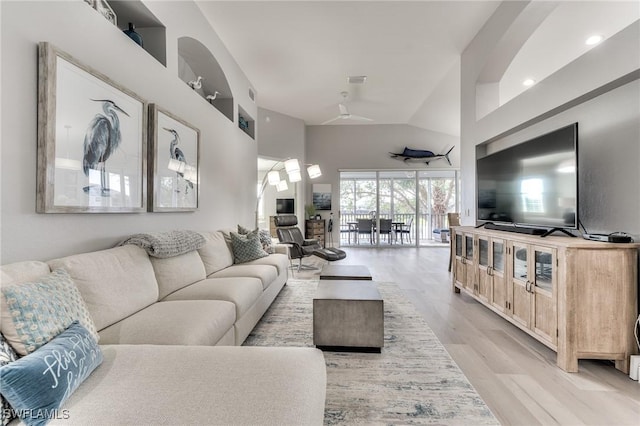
[305,204,316,219]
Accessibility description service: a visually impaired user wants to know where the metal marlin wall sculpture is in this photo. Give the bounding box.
[389,146,454,165]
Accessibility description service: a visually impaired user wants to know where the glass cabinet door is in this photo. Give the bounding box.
[455,234,463,257]
[513,245,528,281]
[493,241,504,273]
[465,235,473,259]
[534,249,553,292]
[478,239,489,267]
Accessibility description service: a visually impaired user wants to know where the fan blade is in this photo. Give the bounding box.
[338,104,349,115]
[349,114,374,122]
[321,116,341,125]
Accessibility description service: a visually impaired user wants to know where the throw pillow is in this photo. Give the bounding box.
[0,334,18,426]
[259,229,274,254]
[0,322,103,426]
[0,268,99,356]
[230,231,269,264]
[237,224,252,235]
[237,225,273,254]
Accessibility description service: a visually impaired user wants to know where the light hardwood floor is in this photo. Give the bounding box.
[328,246,640,426]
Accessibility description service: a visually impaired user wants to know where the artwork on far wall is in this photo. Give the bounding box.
[312,184,332,211]
[36,42,147,213]
[148,104,200,212]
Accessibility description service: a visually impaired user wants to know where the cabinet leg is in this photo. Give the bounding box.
[557,353,578,373]
[454,286,460,294]
[615,358,630,374]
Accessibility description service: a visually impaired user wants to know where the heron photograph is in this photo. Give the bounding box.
[149,105,200,212]
[39,43,146,213]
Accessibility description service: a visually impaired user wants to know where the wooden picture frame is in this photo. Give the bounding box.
[37,42,147,213]
[148,104,200,212]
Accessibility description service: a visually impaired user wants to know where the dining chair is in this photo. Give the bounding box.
[395,217,413,244]
[378,218,393,244]
[356,219,373,244]
[447,212,461,272]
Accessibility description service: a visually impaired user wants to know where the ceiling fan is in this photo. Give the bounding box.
[321,91,374,125]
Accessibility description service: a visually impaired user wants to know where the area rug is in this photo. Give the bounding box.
[244,279,498,425]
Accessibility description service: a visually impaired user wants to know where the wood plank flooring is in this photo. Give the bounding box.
[332,246,640,426]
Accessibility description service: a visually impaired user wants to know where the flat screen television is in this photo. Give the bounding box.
[476,123,578,231]
[276,198,295,215]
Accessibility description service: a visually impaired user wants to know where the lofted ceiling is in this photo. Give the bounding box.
[196,1,638,136]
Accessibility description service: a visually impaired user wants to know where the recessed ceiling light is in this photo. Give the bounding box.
[523,78,536,87]
[585,35,603,45]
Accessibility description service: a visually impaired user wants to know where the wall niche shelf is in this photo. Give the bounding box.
[108,1,166,66]
[177,36,233,122]
[238,105,255,139]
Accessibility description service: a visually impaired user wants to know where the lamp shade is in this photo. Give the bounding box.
[288,170,302,183]
[183,165,198,184]
[168,159,186,173]
[276,180,288,192]
[284,158,300,174]
[267,170,281,185]
[307,164,322,179]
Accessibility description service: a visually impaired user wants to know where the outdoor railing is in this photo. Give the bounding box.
[338,212,451,245]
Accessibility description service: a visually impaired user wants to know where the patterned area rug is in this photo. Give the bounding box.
[244,279,498,425]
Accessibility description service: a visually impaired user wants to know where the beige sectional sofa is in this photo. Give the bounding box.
[0,230,327,425]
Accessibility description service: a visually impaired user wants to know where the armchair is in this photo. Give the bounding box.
[274,215,347,271]
[274,215,322,271]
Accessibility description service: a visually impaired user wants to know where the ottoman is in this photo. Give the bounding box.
[313,280,384,352]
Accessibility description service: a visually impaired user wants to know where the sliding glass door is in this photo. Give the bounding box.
[340,170,458,247]
[417,170,457,245]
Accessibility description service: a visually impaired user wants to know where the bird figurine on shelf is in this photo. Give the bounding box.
[164,127,194,195]
[206,91,220,103]
[187,76,202,90]
[82,99,129,197]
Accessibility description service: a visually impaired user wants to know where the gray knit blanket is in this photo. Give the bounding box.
[118,230,206,258]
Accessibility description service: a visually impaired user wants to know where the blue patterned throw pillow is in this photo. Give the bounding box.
[0,268,99,356]
[0,322,103,426]
[0,334,18,426]
[230,231,269,264]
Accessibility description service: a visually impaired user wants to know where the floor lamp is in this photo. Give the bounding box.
[255,158,322,228]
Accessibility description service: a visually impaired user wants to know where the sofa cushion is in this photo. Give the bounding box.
[243,253,290,276]
[48,245,159,332]
[0,334,18,426]
[162,277,263,319]
[209,264,278,290]
[150,250,207,300]
[55,345,327,426]
[98,300,235,346]
[0,268,99,355]
[230,231,269,264]
[0,322,103,426]
[197,231,234,275]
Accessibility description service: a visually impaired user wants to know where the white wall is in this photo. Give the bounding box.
[257,107,306,225]
[461,4,640,240]
[306,124,459,245]
[0,1,258,263]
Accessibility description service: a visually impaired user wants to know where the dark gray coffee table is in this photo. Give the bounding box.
[313,280,384,352]
[319,264,372,280]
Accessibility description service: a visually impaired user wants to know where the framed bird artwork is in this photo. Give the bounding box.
[148,104,200,212]
[36,42,147,213]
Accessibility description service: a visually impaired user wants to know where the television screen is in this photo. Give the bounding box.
[476,123,578,229]
[276,198,295,214]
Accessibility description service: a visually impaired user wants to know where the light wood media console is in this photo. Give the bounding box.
[451,226,639,373]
